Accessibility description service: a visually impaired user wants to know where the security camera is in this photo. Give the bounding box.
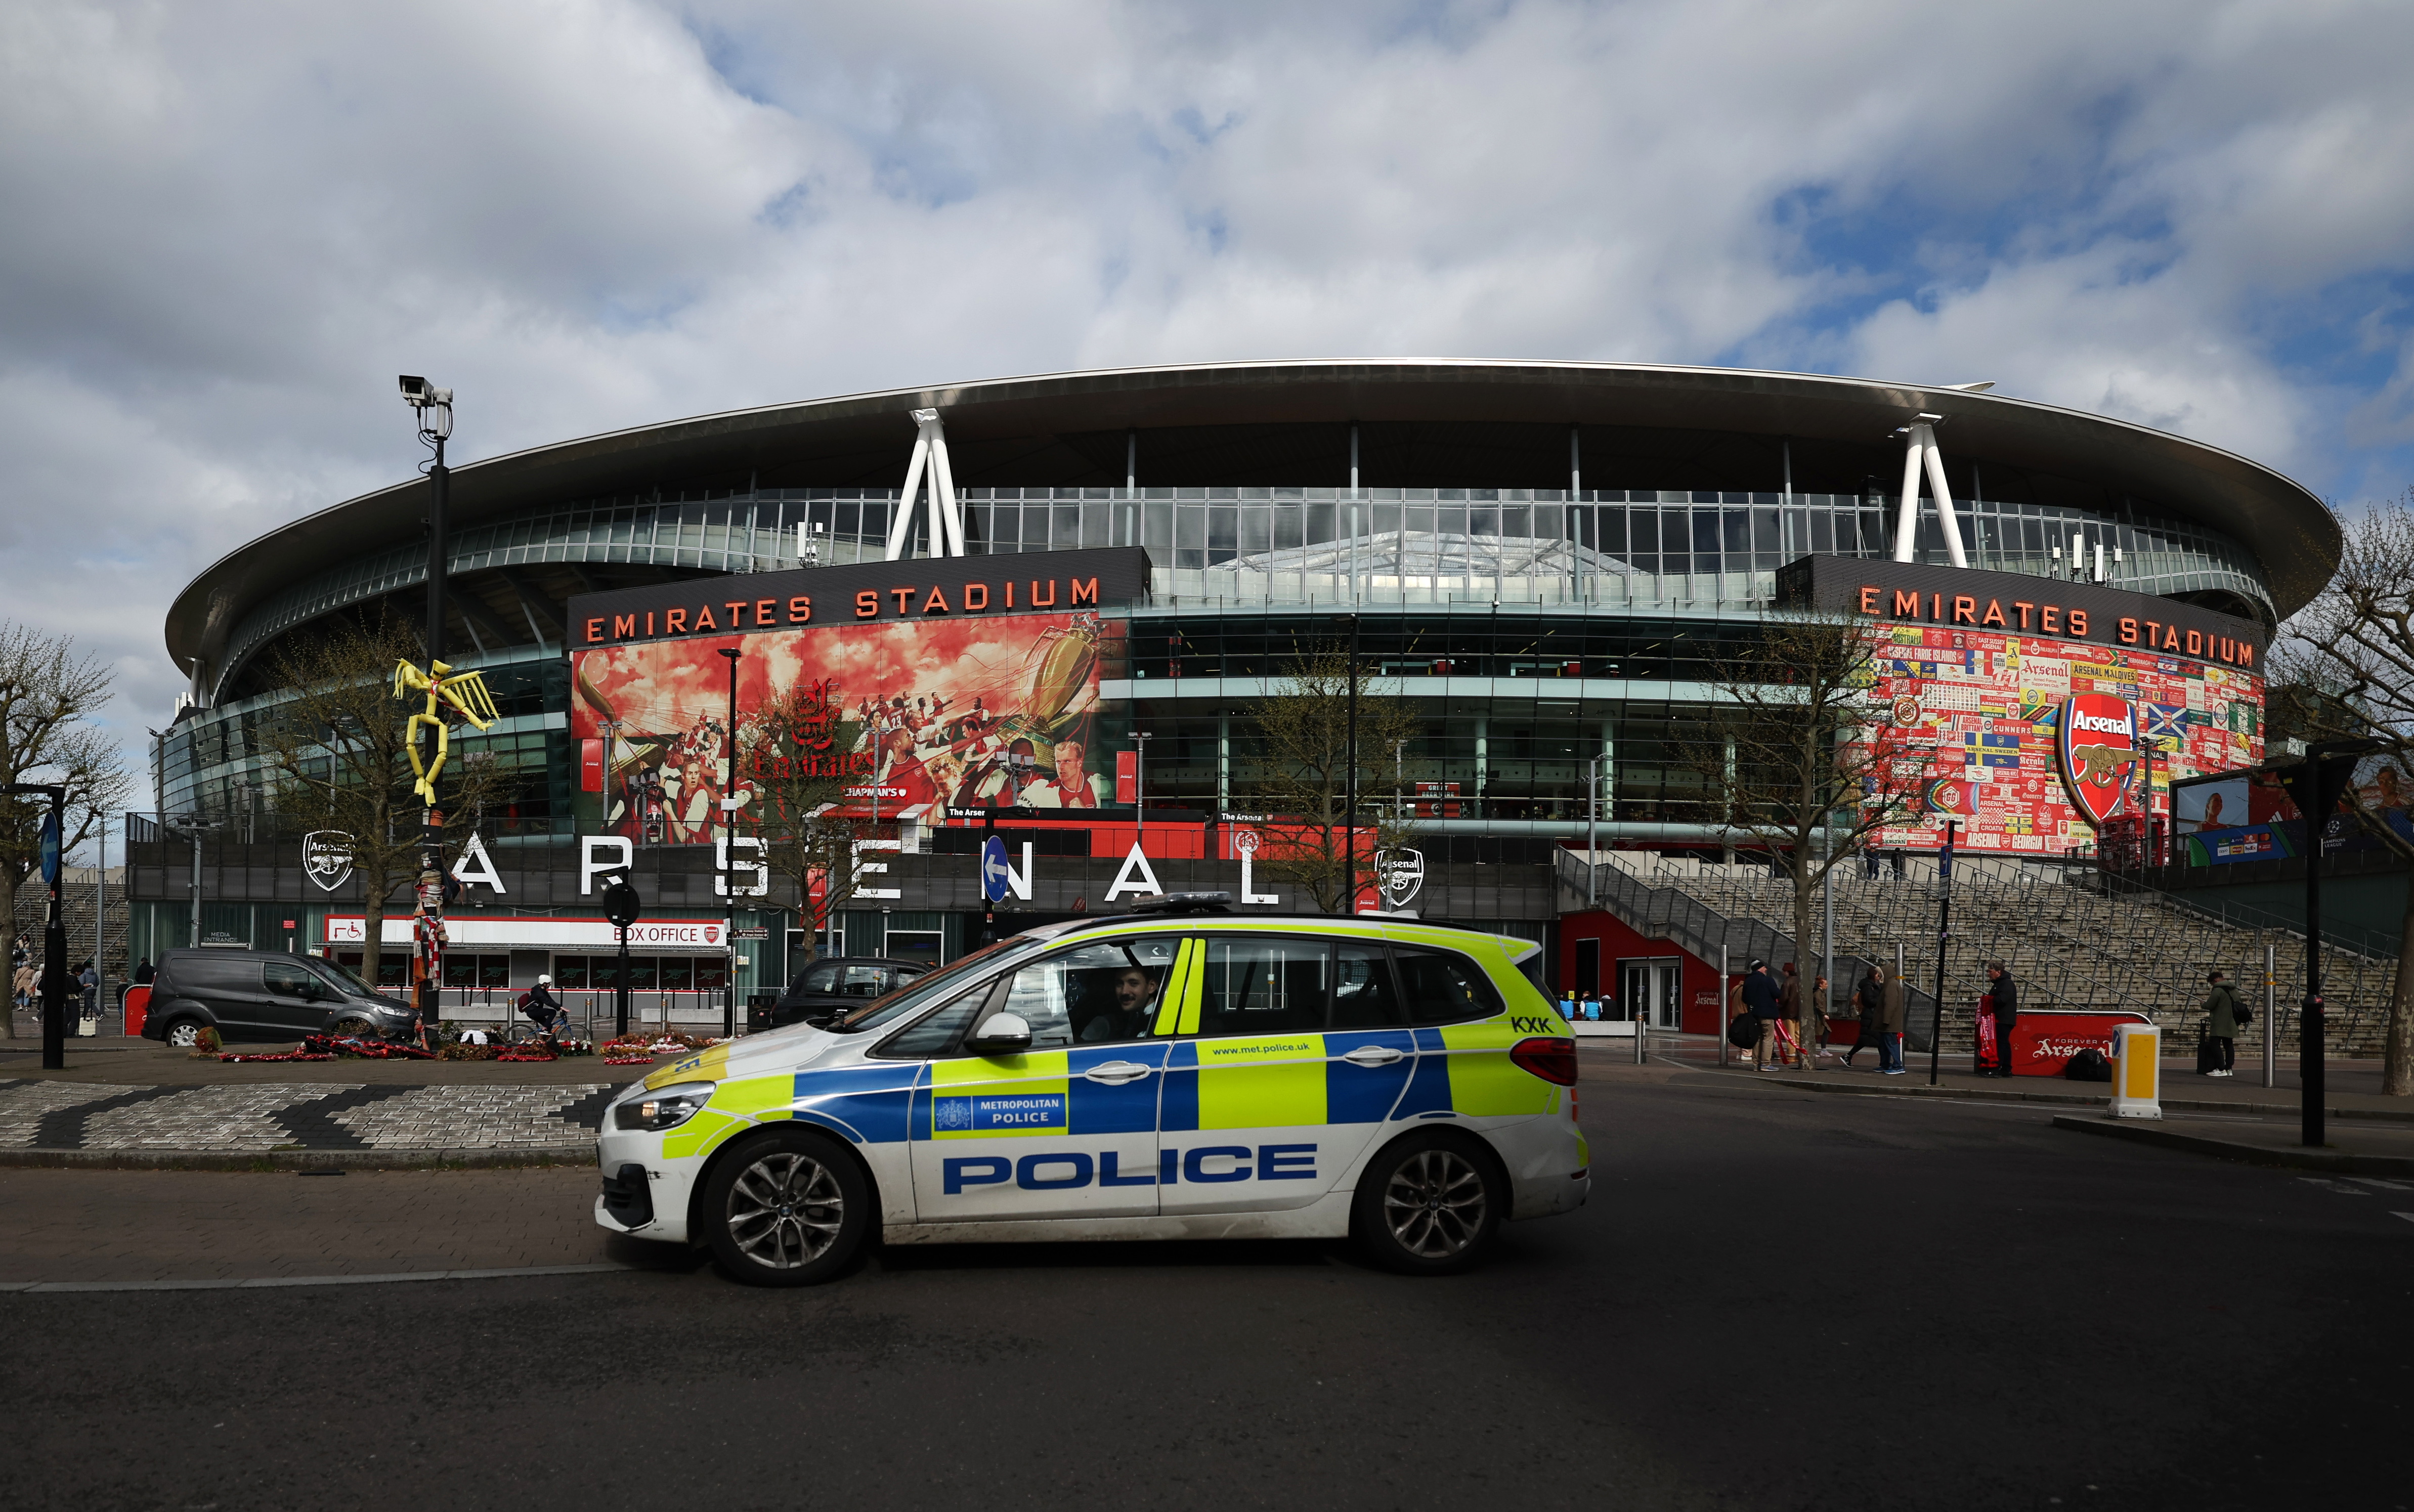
[399,374,428,402]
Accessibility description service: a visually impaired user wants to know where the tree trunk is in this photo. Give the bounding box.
[2386,881,2414,1096]
[1,868,16,1039]
[361,887,385,993]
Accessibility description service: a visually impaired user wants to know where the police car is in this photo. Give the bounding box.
[595,898,1588,1285]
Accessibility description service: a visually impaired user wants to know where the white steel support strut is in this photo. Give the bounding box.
[884,407,966,560]
[1890,414,1969,568]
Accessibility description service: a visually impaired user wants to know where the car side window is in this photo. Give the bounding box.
[1196,937,1329,1038]
[874,982,997,1059]
[1394,946,1503,1025]
[839,965,890,998]
[989,937,1179,1048]
[1330,942,1406,1028]
[263,960,321,1000]
[797,963,843,996]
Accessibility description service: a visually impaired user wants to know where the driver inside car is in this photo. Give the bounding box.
[1077,964,1161,1043]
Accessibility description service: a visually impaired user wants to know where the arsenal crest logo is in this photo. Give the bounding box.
[2058,694,2140,826]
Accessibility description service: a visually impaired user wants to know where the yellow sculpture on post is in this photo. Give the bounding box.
[393,659,500,804]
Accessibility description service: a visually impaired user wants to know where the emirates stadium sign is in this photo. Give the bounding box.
[2058,693,2141,826]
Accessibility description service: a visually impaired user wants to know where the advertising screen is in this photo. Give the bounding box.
[2173,755,2414,865]
[570,612,1114,839]
[1861,623,2265,855]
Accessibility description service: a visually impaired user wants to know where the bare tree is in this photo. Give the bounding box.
[255,616,506,986]
[1691,610,1922,980]
[0,622,133,1038]
[742,675,868,970]
[1245,640,1421,914]
[2271,493,2414,1095]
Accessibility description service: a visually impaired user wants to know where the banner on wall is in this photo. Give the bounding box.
[569,610,1118,840]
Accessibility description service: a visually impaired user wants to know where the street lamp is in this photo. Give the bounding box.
[4,783,67,1070]
[1342,614,1360,915]
[400,374,454,1048]
[2278,740,2379,1148]
[718,645,741,1038]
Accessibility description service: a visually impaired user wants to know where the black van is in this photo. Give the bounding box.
[141,948,421,1046]
[756,956,928,1030]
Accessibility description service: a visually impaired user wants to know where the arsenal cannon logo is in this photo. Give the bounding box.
[2057,694,2140,826]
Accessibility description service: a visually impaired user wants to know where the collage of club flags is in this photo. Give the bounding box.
[1858,622,2265,854]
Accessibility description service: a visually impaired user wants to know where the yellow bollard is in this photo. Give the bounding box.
[2109,1022,2162,1119]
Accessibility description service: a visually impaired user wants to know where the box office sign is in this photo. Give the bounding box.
[323,916,729,950]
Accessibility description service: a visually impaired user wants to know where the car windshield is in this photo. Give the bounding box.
[312,957,376,997]
[828,935,1046,1034]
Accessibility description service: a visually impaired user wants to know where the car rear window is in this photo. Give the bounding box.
[1393,946,1503,1025]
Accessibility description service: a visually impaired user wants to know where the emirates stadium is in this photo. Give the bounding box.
[128,359,2338,1029]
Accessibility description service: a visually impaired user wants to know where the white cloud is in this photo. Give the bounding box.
[4,0,2414,797]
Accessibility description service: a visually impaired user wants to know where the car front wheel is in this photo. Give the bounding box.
[1351,1131,1504,1275]
[161,1017,208,1049]
[700,1129,871,1287]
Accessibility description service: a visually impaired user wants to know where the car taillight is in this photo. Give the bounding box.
[1510,1036,1578,1086]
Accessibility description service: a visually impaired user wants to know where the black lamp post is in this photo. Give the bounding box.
[601,868,641,1038]
[399,375,453,1047]
[5,784,66,1070]
[1343,614,1360,915]
[2278,742,2377,1148]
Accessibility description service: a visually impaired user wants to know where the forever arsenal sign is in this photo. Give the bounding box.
[2058,693,2141,826]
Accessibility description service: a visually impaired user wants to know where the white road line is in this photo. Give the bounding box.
[2297,1177,2369,1194]
[2397,1213,2414,1225]
[2345,1177,2411,1191]
[0,1262,644,1294]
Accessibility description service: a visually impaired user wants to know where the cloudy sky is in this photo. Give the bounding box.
[6,0,2414,787]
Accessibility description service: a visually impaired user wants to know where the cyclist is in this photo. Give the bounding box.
[520,974,570,1042]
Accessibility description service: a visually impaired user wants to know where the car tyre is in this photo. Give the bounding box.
[161,1017,208,1049]
[1351,1130,1504,1276]
[701,1128,870,1287]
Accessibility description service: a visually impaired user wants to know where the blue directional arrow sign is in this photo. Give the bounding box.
[980,834,1012,902]
[39,812,61,887]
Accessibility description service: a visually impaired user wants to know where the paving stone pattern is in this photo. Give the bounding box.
[0,1079,612,1152]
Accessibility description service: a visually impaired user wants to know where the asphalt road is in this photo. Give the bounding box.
[6,1069,2407,1511]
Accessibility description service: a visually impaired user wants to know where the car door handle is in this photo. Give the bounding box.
[1341,1046,1405,1066]
[1082,1061,1153,1085]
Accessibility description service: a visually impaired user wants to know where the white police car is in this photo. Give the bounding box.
[596,903,1588,1285]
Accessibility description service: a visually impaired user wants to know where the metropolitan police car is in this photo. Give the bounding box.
[595,898,1588,1285]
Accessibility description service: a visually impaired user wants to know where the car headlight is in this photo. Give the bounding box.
[614,1082,715,1131]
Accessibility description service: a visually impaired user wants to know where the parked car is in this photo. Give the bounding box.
[756,957,928,1030]
[140,948,421,1046]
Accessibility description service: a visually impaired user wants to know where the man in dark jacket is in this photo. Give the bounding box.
[1876,968,1908,1074]
[1839,966,1884,1068]
[1984,962,2019,1076]
[2202,970,2240,1076]
[1741,960,1784,1071]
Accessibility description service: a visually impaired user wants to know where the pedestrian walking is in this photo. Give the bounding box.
[1778,963,1807,1069]
[78,961,98,1019]
[2200,970,2241,1077]
[1876,968,1907,1074]
[1983,962,2019,1077]
[1742,960,1785,1071]
[1806,972,1830,1065]
[10,960,32,1013]
[1840,965,1883,1068]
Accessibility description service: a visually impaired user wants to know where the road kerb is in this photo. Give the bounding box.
[2048,1113,2414,1176]
[0,1262,648,1294]
[0,1146,596,1172]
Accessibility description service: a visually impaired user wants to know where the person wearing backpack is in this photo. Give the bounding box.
[1981,962,2019,1076]
[1741,960,1785,1071]
[519,974,567,1041]
[2201,970,2243,1077]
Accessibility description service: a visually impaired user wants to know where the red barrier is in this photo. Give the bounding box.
[1999,1008,2152,1076]
[123,985,151,1037]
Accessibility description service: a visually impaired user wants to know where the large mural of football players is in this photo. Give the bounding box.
[571,612,1112,840]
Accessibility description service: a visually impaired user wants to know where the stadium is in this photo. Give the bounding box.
[128,359,2336,1021]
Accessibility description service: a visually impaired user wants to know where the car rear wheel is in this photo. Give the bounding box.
[1351,1131,1503,1275]
[161,1017,208,1049]
[701,1129,870,1287]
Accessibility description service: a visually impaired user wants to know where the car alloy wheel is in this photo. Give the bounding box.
[726,1150,847,1270]
[701,1129,871,1287]
[164,1019,203,1048]
[1382,1147,1490,1261]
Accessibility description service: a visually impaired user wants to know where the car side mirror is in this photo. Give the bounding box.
[965,1011,1032,1056]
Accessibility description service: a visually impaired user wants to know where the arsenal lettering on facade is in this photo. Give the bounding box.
[570,546,1153,649]
[1775,554,2267,669]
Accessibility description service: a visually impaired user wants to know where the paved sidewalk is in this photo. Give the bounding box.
[0,1035,650,1086]
[0,1166,671,1283]
[2050,1109,2414,1176]
[0,1076,617,1163]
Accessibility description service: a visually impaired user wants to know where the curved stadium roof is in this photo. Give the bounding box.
[166,359,2340,682]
